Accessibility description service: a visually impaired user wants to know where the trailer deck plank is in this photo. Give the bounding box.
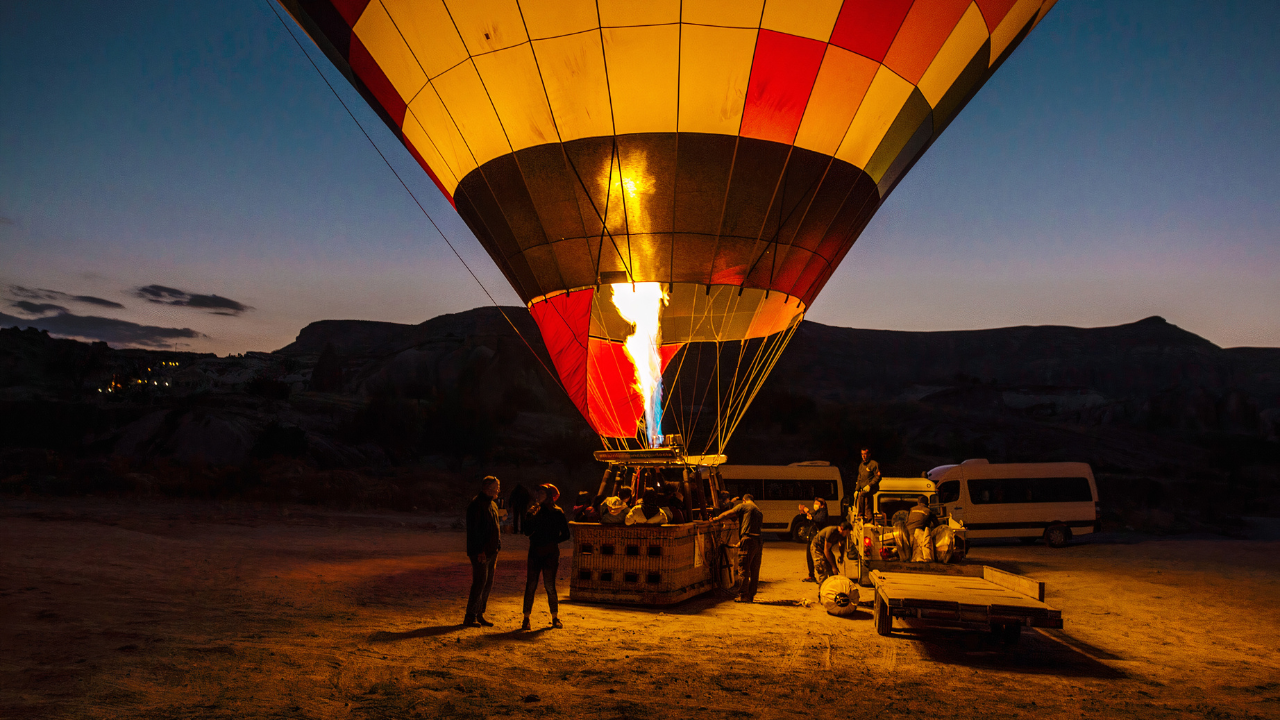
[870,570,1059,614]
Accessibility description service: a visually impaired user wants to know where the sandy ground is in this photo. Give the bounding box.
[2,498,1279,720]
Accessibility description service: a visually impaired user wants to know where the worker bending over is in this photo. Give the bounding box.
[810,521,852,586]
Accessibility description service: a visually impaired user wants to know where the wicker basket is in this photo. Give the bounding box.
[569,520,737,605]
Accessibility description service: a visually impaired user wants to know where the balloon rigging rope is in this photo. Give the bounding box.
[261,0,570,400]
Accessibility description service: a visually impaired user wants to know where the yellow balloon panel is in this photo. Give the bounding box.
[380,0,467,79]
[519,0,598,39]
[597,0,680,27]
[917,3,989,108]
[352,2,426,103]
[443,0,528,56]
[760,0,843,42]
[473,43,559,151]
[834,65,914,170]
[681,0,764,28]
[401,109,460,190]
[991,0,1041,63]
[677,25,756,136]
[431,61,511,169]
[531,32,614,141]
[601,25,680,136]
[407,88,478,189]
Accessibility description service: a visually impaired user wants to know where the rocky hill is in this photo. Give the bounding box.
[1,310,1276,530]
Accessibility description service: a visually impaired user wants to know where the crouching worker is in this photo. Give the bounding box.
[906,495,937,562]
[809,521,852,586]
[464,475,501,627]
[522,483,571,631]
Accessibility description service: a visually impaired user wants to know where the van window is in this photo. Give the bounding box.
[723,479,763,499]
[762,480,838,502]
[724,479,836,501]
[967,477,1092,505]
[938,480,960,504]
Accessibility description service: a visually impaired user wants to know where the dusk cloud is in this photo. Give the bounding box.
[12,300,68,316]
[0,310,204,348]
[72,295,125,309]
[136,284,252,316]
[7,285,125,310]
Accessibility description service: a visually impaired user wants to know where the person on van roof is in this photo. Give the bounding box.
[856,449,882,518]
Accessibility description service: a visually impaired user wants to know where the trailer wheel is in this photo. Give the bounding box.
[874,592,892,636]
[996,622,1022,644]
[1044,524,1072,548]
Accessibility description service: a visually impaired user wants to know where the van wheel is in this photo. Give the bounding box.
[794,520,816,545]
[1044,524,1072,548]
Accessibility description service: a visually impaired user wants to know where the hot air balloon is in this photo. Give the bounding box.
[279,0,1057,457]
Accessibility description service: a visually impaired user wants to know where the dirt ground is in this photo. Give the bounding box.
[2,498,1279,719]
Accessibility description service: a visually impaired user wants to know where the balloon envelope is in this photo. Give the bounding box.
[280,0,1056,447]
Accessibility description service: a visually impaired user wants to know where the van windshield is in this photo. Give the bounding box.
[876,494,931,520]
[968,477,1092,504]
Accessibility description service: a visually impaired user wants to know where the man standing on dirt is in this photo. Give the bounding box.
[713,494,764,603]
[855,448,881,519]
[464,476,501,627]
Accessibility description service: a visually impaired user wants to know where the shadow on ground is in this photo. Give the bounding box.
[898,624,1127,679]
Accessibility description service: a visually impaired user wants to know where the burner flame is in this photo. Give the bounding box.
[610,282,668,448]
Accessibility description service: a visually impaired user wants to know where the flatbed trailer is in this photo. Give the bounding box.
[870,565,1063,642]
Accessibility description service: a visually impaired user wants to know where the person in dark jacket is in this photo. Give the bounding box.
[571,491,601,523]
[508,483,531,534]
[801,497,830,582]
[713,494,764,603]
[522,483,571,630]
[906,495,936,532]
[464,476,501,627]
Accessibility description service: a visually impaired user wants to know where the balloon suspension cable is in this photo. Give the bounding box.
[261,0,568,400]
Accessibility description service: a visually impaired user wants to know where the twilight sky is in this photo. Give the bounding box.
[2,0,1277,355]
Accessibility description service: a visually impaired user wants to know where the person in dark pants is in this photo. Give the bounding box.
[809,521,852,586]
[508,483,531,534]
[855,448,882,519]
[522,483,571,631]
[801,497,830,582]
[713,494,764,603]
[464,476,501,627]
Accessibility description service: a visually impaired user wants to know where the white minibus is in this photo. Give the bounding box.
[929,459,1100,547]
[717,462,844,541]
